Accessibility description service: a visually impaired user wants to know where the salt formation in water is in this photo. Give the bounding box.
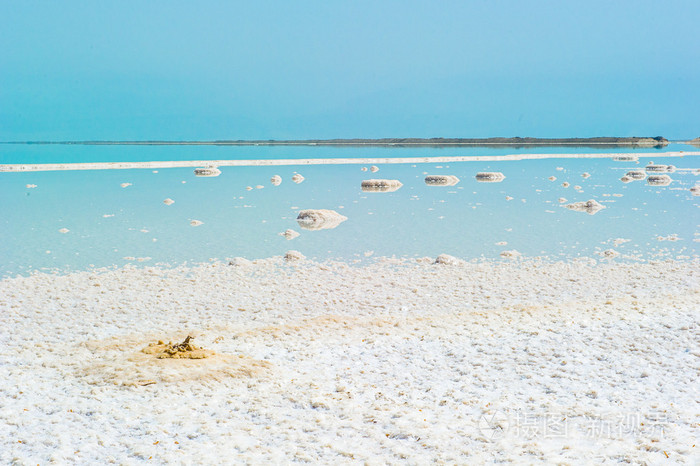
[292,174,305,184]
[434,254,463,265]
[599,249,619,258]
[370,166,379,173]
[558,198,567,203]
[582,172,591,178]
[194,167,221,177]
[361,179,403,192]
[475,172,505,182]
[562,182,570,188]
[280,229,300,240]
[271,175,282,186]
[548,176,556,181]
[228,257,251,266]
[120,183,132,188]
[255,185,264,189]
[612,155,638,162]
[620,176,633,183]
[284,250,305,261]
[645,163,675,173]
[690,185,700,196]
[26,184,37,188]
[500,250,522,259]
[565,199,606,215]
[245,186,253,190]
[58,228,69,234]
[296,209,348,230]
[574,185,582,190]
[361,167,368,172]
[163,198,175,205]
[425,175,460,186]
[647,175,672,186]
[190,220,204,226]
[626,170,646,180]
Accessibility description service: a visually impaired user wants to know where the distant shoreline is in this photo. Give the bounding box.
[0,136,678,147]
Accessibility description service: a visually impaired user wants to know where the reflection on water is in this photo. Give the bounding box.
[1,148,698,277]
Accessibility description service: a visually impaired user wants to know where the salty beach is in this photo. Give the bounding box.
[1,256,698,463]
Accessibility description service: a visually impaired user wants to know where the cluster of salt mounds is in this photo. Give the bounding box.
[647,175,672,186]
[194,167,221,177]
[296,209,347,231]
[475,172,505,182]
[565,199,605,215]
[425,175,460,186]
[360,179,403,192]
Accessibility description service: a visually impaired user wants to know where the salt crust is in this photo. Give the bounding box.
[1,257,698,464]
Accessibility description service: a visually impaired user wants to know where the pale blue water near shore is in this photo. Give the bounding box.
[1,144,698,277]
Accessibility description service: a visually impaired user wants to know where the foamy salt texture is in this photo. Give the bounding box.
[565,199,605,215]
[296,209,348,231]
[360,179,403,192]
[2,257,696,464]
[425,175,460,186]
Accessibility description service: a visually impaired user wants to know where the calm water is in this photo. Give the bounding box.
[1,144,698,277]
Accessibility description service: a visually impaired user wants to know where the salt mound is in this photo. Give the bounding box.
[194,167,221,177]
[690,185,700,196]
[370,165,379,173]
[190,219,204,226]
[475,172,505,182]
[143,336,213,360]
[292,174,305,184]
[361,179,403,192]
[26,184,37,188]
[500,250,522,259]
[284,250,305,261]
[612,155,638,162]
[425,175,460,186]
[58,228,69,234]
[598,249,619,258]
[163,198,175,205]
[645,164,674,173]
[280,229,300,240]
[271,175,282,186]
[228,257,251,266]
[565,199,606,215]
[434,254,462,265]
[296,209,347,230]
[120,183,132,188]
[626,170,646,180]
[647,175,672,186]
[620,176,633,183]
[582,172,591,178]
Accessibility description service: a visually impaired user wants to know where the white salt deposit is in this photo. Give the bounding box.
[582,172,591,178]
[548,176,556,181]
[565,199,606,215]
[120,183,132,188]
[280,229,300,240]
[645,163,675,173]
[620,176,633,183]
[562,182,570,188]
[690,185,700,196]
[499,250,521,259]
[292,174,305,184]
[369,165,379,173]
[425,175,460,186]
[1,257,697,464]
[612,155,638,161]
[58,228,69,234]
[475,172,505,182]
[361,167,368,172]
[296,209,348,231]
[647,175,672,186]
[163,198,175,205]
[255,185,264,189]
[558,197,567,203]
[26,184,37,188]
[434,254,463,265]
[194,167,221,177]
[626,170,646,180]
[598,249,619,258]
[190,220,203,227]
[271,175,282,186]
[360,179,403,192]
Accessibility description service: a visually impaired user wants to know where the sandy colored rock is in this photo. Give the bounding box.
[296,209,347,231]
[361,179,403,192]
[565,199,606,215]
[425,175,460,186]
[475,172,505,182]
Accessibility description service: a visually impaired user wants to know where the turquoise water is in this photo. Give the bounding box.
[1,145,698,277]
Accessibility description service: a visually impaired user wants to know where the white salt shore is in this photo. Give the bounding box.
[1,257,698,464]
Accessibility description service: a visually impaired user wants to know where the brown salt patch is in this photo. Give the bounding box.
[80,334,271,386]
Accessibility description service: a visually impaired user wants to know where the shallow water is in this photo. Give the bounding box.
[1,144,698,277]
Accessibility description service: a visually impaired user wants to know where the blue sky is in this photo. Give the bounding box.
[1,1,698,140]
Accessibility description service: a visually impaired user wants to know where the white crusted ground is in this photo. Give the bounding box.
[1,258,698,464]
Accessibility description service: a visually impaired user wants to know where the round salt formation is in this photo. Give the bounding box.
[565,199,606,215]
[361,179,403,192]
[58,228,69,234]
[194,167,221,177]
[425,175,460,186]
[626,170,646,180]
[280,229,300,240]
[690,185,700,196]
[292,174,305,184]
[190,220,204,226]
[270,175,282,186]
[562,182,570,188]
[296,209,347,230]
[475,172,505,182]
[582,172,591,178]
[163,198,175,205]
[434,254,462,265]
[370,165,379,173]
[647,175,672,186]
[284,250,305,261]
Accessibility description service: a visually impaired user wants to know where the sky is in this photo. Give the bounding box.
[1,0,698,141]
